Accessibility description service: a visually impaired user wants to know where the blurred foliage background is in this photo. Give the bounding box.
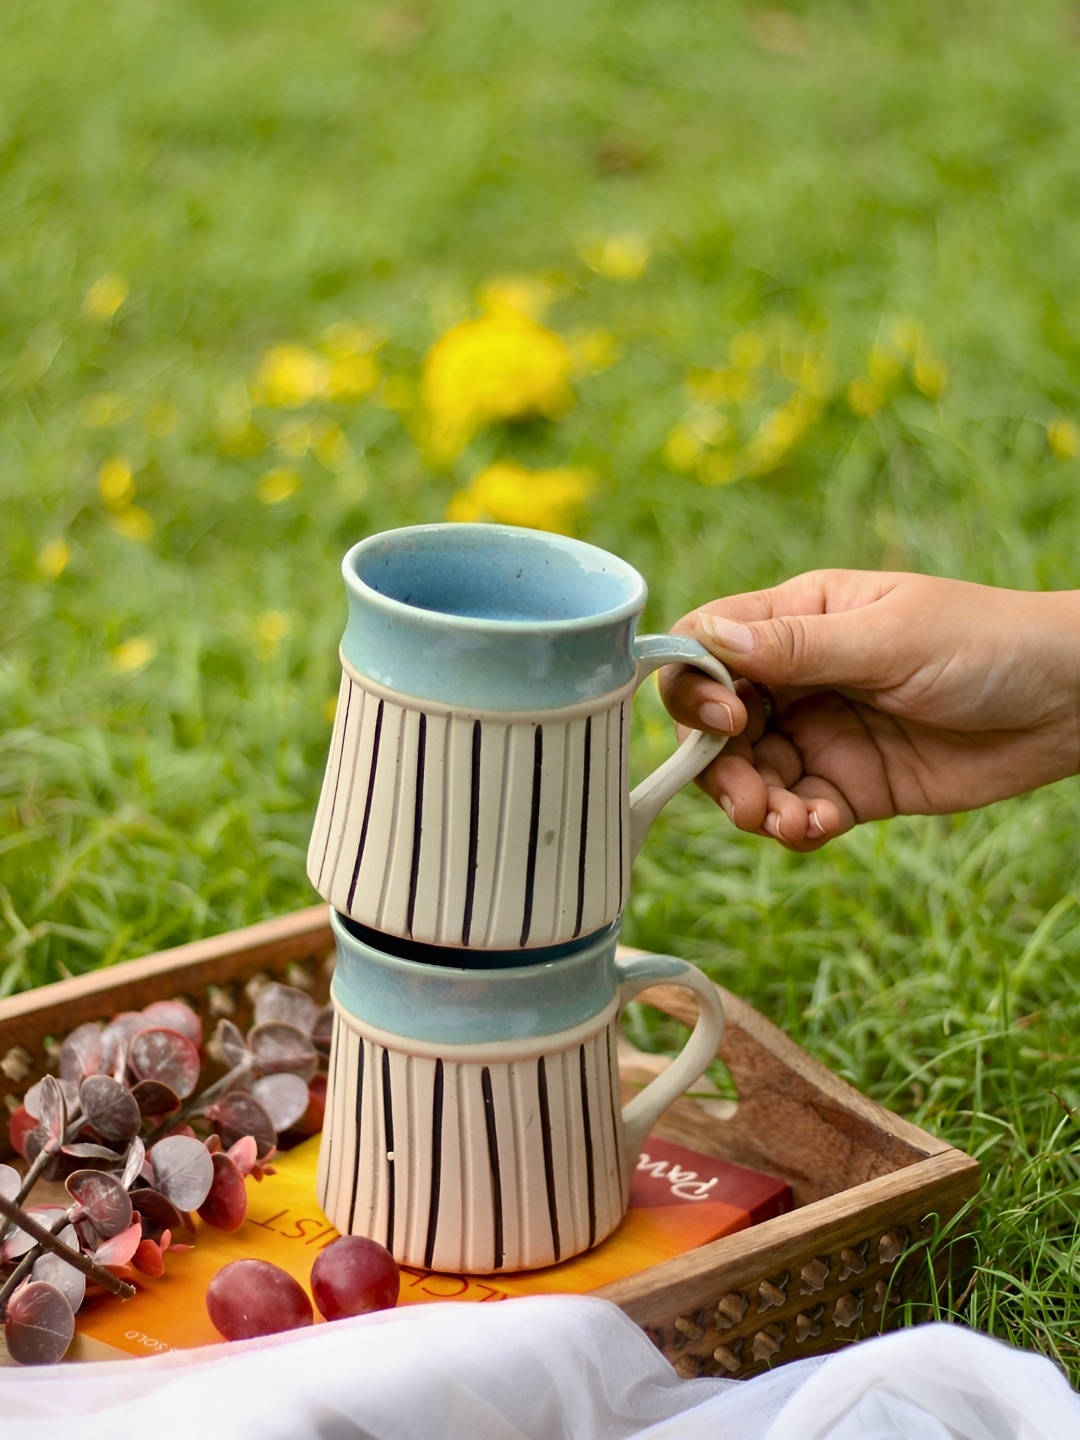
[3,0,1080,1371]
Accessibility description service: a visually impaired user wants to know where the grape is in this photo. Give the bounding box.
[310,1236,399,1321]
[206,1259,312,1340]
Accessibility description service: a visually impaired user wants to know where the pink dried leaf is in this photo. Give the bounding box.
[120,1136,146,1192]
[128,1027,201,1100]
[226,1134,258,1178]
[253,983,318,1036]
[149,1135,214,1211]
[60,1142,123,1161]
[4,1281,76,1365]
[0,1163,20,1204]
[31,1225,86,1312]
[23,1077,79,1122]
[65,1170,133,1240]
[93,1219,143,1269]
[0,1206,68,1263]
[79,1075,141,1145]
[311,1005,334,1054]
[130,1187,183,1236]
[247,1022,318,1081]
[130,1078,181,1118]
[211,1091,277,1159]
[142,1000,203,1051]
[59,1023,104,1087]
[252,1073,310,1132]
[215,1019,249,1069]
[35,1075,66,1150]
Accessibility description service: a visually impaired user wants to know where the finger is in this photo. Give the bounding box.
[659,664,748,736]
[752,734,803,789]
[694,751,769,832]
[791,775,857,839]
[760,785,812,846]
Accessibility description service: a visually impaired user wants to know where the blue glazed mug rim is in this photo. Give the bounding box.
[342,523,648,636]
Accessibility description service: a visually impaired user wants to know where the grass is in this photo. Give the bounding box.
[3,0,1080,1377]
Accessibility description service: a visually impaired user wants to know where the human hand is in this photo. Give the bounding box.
[660,570,1080,850]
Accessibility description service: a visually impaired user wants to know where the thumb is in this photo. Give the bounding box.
[690,608,885,689]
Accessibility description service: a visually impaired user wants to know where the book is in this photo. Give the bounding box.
[75,1135,792,1356]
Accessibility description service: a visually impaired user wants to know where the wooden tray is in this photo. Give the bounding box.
[0,907,980,1378]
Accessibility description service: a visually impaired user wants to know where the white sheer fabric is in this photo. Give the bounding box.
[0,1295,1076,1439]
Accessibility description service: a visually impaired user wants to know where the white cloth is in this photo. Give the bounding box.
[0,1295,1077,1440]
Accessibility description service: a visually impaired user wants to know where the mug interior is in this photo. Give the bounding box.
[337,913,615,971]
[350,524,643,625]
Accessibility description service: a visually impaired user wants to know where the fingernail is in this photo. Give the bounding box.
[806,812,825,839]
[698,614,755,655]
[763,812,786,841]
[720,796,736,824]
[699,700,735,734]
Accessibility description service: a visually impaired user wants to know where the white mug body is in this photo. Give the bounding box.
[307,525,734,950]
[315,912,726,1274]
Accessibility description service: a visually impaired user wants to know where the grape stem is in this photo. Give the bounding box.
[0,1193,135,1299]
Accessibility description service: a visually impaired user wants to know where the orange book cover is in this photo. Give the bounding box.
[75,1135,791,1356]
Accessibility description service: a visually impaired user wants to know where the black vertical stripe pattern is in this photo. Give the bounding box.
[536,1056,561,1262]
[318,682,353,889]
[579,1044,597,1250]
[606,1024,624,1212]
[347,1035,365,1231]
[423,1059,445,1269]
[405,712,427,937]
[617,703,625,910]
[573,716,592,938]
[480,1067,504,1270]
[461,720,482,945]
[519,725,544,947]
[382,1048,395,1254]
[346,698,385,912]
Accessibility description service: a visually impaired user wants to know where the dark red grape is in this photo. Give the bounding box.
[310,1236,399,1321]
[206,1259,312,1340]
[292,1075,327,1138]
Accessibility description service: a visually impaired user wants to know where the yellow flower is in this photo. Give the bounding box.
[742,393,820,475]
[83,273,129,321]
[38,538,70,579]
[318,322,382,360]
[847,378,885,419]
[253,345,330,408]
[663,424,704,472]
[327,352,380,402]
[699,451,738,486]
[144,401,180,437]
[913,350,948,400]
[868,345,903,392]
[98,456,134,506]
[312,420,352,470]
[447,462,594,534]
[582,234,651,281]
[257,467,302,504]
[255,610,289,659]
[686,368,750,404]
[568,329,622,373]
[421,312,574,460]
[108,505,155,542]
[1048,417,1080,459]
[476,275,554,320]
[729,331,768,371]
[109,636,157,673]
[79,392,133,428]
[889,317,925,357]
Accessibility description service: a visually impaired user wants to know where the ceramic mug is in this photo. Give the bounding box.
[308,524,735,950]
[316,910,726,1274]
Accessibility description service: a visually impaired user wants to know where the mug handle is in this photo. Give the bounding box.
[627,634,737,861]
[615,953,726,1159]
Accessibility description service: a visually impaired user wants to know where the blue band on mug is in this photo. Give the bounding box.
[340,524,648,710]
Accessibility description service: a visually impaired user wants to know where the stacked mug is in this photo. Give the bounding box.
[307,523,735,1274]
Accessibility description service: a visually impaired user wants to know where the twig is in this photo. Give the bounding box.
[0,1213,68,1314]
[0,1193,135,1299]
